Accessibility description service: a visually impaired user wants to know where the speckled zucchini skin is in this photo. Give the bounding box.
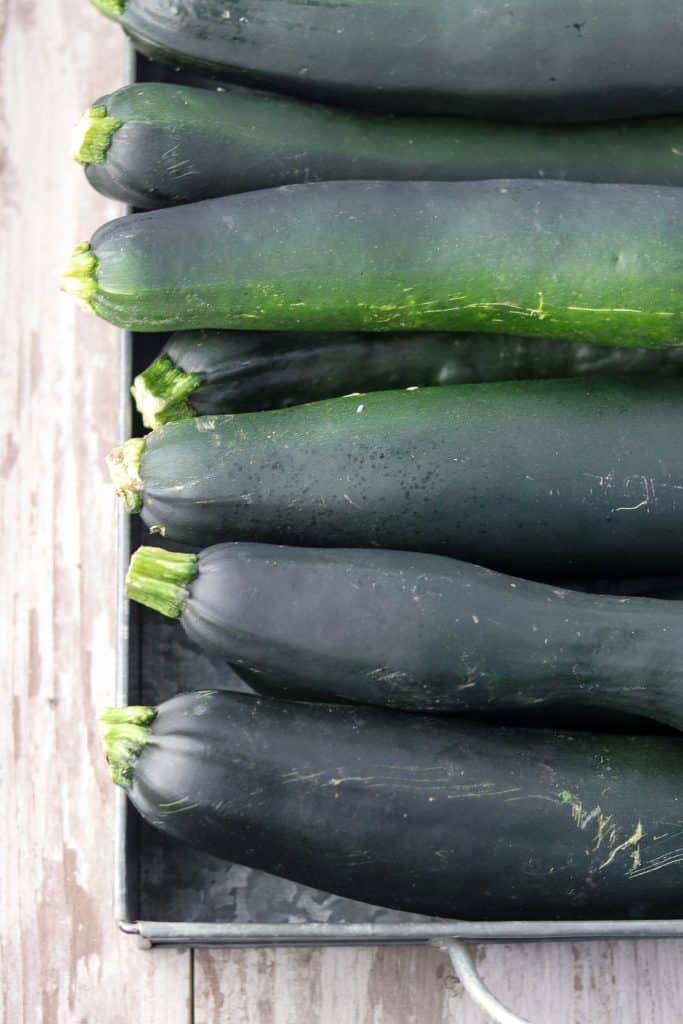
[84,83,683,208]
[172,543,683,730]
[85,179,683,344]
[126,689,683,921]
[134,378,683,576]
[96,0,683,121]
[159,330,683,416]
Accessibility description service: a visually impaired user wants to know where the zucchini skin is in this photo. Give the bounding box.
[82,180,683,345]
[131,378,683,576]
[155,330,683,418]
[84,83,683,209]
[124,690,683,921]
[98,0,683,122]
[172,543,683,730]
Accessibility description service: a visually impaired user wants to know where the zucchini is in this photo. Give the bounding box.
[100,690,683,921]
[88,0,683,122]
[75,83,683,209]
[60,179,683,344]
[133,329,683,428]
[125,543,683,731]
[107,378,683,576]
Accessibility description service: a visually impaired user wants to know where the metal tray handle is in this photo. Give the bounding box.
[439,941,533,1024]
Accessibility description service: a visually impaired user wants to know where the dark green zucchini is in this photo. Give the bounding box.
[107,378,683,576]
[133,329,683,428]
[89,0,683,122]
[100,690,683,921]
[74,83,683,209]
[60,179,683,344]
[125,543,683,731]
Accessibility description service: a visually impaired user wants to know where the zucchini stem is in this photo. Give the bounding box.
[59,243,98,312]
[88,0,125,20]
[132,355,201,430]
[73,105,122,166]
[125,546,198,618]
[99,705,156,788]
[106,437,145,514]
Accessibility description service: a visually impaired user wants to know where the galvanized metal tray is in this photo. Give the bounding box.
[113,49,683,952]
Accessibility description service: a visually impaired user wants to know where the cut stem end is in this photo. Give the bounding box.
[89,0,125,20]
[99,705,156,788]
[132,355,201,430]
[125,546,198,618]
[60,242,98,311]
[106,437,145,514]
[73,104,122,166]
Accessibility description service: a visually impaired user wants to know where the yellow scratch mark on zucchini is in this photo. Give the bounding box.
[504,794,560,805]
[320,769,522,799]
[558,789,641,867]
[328,776,373,786]
[165,159,196,180]
[593,812,614,851]
[365,667,413,686]
[445,787,521,799]
[413,306,461,315]
[529,291,547,320]
[171,169,201,181]
[566,306,674,317]
[159,796,190,808]
[158,797,202,815]
[613,500,649,512]
[458,293,547,320]
[627,845,683,879]
[565,796,613,845]
[599,821,644,871]
[281,770,326,784]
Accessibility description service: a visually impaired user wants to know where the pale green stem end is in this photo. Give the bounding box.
[100,705,157,727]
[125,546,198,618]
[99,705,156,788]
[73,104,122,166]
[89,0,125,21]
[106,437,145,514]
[132,355,201,430]
[60,242,98,312]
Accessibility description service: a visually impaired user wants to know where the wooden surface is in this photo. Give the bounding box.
[1,1,682,1020]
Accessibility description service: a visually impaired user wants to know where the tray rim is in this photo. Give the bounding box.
[113,44,683,948]
[114,320,683,949]
[128,919,683,948]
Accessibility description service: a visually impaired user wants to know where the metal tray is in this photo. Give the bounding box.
[113,50,683,950]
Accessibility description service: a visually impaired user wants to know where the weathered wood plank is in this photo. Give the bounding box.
[0,2,190,1021]
[194,939,683,1023]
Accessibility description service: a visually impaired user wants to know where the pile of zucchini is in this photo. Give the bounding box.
[70,0,683,923]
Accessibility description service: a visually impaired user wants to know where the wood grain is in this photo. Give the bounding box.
[0,2,190,1021]
[1,1,682,1021]
[194,940,683,1023]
